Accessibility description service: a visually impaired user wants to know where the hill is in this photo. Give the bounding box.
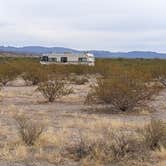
[0,46,166,59]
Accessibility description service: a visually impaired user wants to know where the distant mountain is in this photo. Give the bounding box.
[0,46,166,59]
[0,46,79,54]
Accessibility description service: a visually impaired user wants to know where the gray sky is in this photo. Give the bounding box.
[0,0,166,52]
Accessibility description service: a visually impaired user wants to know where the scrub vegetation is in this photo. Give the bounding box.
[0,56,166,165]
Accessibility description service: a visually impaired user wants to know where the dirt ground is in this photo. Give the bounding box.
[0,78,166,166]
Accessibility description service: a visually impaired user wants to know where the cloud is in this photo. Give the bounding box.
[0,0,166,52]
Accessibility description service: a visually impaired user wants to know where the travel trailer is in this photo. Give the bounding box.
[40,52,95,66]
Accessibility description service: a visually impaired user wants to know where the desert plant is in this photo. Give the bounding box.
[66,132,108,162]
[69,76,89,85]
[66,129,146,164]
[15,115,44,146]
[37,80,73,102]
[109,131,143,160]
[139,119,166,150]
[87,75,157,112]
[22,66,48,85]
[0,64,18,86]
[67,135,92,160]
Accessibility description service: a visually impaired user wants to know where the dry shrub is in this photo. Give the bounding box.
[140,119,166,150]
[69,76,89,85]
[66,133,108,163]
[66,129,145,164]
[150,64,166,87]
[15,115,44,146]
[109,131,144,160]
[22,66,48,85]
[66,135,92,160]
[0,63,18,86]
[86,75,157,112]
[37,80,73,102]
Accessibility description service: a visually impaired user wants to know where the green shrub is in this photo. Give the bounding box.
[22,67,48,85]
[87,74,156,112]
[0,64,19,85]
[37,80,73,102]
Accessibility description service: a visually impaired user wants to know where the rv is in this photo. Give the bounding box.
[40,52,95,66]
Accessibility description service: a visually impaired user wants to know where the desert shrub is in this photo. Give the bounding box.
[15,115,44,146]
[109,131,143,160]
[139,119,166,150]
[66,133,111,163]
[67,135,93,160]
[150,65,166,87]
[37,80,73,102]
[0,58,47,86]
[0,63,19,85]
[66,130,145,164]
[22,66,48,85]
[86,74,157,112]
[69,76,89,85]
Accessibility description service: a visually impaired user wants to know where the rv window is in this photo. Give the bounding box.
[41,56,48,62]
[49,58,57,62]
[61,57,68,63]
[52,58,57,62]
[78,57,87,62]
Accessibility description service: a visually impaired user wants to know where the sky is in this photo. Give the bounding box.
[0,0,166,52]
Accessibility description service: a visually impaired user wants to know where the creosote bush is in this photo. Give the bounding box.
[22,66,48,85]
[15,115,44,146]
[37,80,73,102]
[0,63,19,86]
[86,74,158,112]
[140,119,166,150]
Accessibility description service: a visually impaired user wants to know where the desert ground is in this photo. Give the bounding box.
[0,57,166,166]
[0,75,165,166]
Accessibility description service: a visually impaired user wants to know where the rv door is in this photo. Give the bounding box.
[61,57,68,63]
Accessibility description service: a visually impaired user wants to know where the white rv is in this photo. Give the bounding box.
[40,52,95,66]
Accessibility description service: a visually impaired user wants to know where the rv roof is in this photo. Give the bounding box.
[42,53,94,57]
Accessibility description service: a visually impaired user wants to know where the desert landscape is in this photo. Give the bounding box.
[0,57,165,166]
[1,0,166,165]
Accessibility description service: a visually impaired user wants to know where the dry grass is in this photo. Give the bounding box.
[139,119,166,150]
[154,146,166,160]
[64,114,144,132]
[36,127,70,148]
[0,111,164,165]
[0,143,28,161]
[65,127,148,165]
[15,115,44,146]
[35,148,64,165]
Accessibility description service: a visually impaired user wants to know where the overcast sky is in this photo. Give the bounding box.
[0,0,166,52]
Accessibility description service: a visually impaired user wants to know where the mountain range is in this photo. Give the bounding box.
[0,46,166,59]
